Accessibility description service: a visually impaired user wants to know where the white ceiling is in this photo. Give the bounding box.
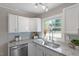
[0,3,62,14]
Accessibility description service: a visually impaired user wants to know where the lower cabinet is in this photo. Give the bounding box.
[28,42,44,56]
[28,42,37,56]
[28,42,64,56]
[45,48,63,56]
[36,44,44,56]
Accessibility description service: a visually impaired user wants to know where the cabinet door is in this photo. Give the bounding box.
[29,18,37,32]
[18,16,30,32]
[64,4,79,34]
[36,44,44,56]
[28,42,37,56]
[28,42,44,56]
[8,14,18,33]
[37,18,42,32]
[45,48,63,56]
[29,18,41,32]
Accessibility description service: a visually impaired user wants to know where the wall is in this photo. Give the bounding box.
[0,6,39,56]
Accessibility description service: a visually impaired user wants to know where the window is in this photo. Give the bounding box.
[44,18,62,42]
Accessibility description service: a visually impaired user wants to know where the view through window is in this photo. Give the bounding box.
[44,17,62,42]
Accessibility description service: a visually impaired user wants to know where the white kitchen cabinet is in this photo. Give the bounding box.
[28,42,63,56]
[29,18,37,32]
[36,44,44,56]
[28,42,37,56]
[28,42,44,56]
[8,14,18,33]
[18,16,30,32]
[18,17,41,32]
[64,4,79,34]
[29,18,41,32]
[8,14,41,33]
[37,18,42,32]
[45,48,63,56]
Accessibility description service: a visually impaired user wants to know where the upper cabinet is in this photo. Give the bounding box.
[8,14,41,33]
[29,18,41,32]
[18,16,30,32]
[63,4,79,34]
[8,14,18,33]
[29,18,37,32]
[37,18,42,32]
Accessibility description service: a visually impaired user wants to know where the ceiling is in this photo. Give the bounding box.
[0,3,62,14]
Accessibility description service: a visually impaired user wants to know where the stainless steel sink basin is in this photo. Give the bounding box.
[34,39,45,44]
[44,42,60,48]
[34,39,60,48]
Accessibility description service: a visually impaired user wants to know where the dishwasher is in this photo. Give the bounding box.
[10,43,28,56]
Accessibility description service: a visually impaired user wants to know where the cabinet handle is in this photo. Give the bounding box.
[43,52,44,56]
[44,53,46,56]
[42,52,46,56]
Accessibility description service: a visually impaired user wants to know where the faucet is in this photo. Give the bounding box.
[49,29,54,44]
[48,24,55,44]
[43,34,54,45]
[43,24,55,45]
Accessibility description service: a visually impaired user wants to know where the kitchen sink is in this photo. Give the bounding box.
[33,39,45,44]
[34,39,60,48]
[44,42,60,48]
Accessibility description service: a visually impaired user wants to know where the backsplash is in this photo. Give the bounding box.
[65,34,79,42]
[8,32,42,41]
[68,34,79,40]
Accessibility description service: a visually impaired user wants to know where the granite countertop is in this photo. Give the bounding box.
[8,39,34,47]
[8,39,79,56]
[33,39,79,56]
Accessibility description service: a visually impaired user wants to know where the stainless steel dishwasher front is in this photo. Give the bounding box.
[10,43,28,56]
